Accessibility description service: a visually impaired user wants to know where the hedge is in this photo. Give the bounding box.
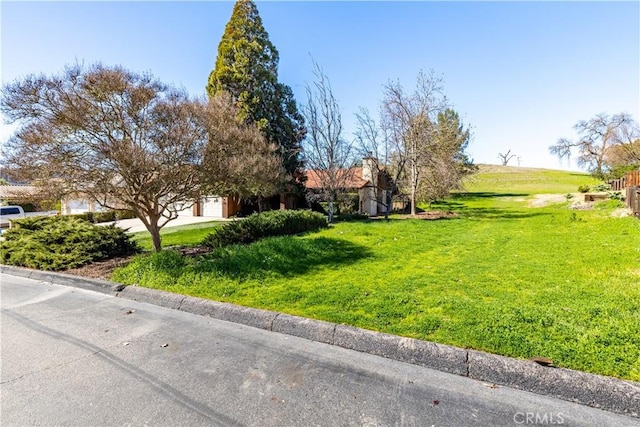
[202,209,328,249]
[0,216,139,271]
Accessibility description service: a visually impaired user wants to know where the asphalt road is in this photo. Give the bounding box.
[1,274,637,427]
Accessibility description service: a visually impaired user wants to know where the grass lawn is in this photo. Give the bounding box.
[113,166,640,381]
[131,221,224,250]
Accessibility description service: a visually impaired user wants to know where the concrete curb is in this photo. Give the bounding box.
[2,265,639,418]
[0,265,125,294]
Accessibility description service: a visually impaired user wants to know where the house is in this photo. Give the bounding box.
[304,157,395,216]
[178,195,242,219]
[61,193,241,219]
[0,185,42,206]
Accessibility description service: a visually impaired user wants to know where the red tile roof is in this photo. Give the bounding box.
[304,167,370,190]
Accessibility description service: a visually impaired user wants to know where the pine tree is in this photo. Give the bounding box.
[207,0,305,192]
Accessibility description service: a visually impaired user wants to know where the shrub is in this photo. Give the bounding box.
[578,185,590,193]
[593,183,611,192]
[607,191,624,201]
[202,209,328,249]
[1,216,139,270]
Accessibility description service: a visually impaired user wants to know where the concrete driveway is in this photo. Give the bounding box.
[99,216,229,233]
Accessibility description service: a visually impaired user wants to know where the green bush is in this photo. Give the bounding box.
[1,216,139,271]
[593,183,611,192]
[202,209,328,249]
[578,185,590,193]
[607,191,624,201]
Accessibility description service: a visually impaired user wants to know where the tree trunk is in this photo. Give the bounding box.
[143,213,163,252]
[328,199,335,223]
[384,191,392,221]
[150,225,162,252]
[411,159,418,216]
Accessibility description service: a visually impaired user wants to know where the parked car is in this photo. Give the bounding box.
[0,205,26,228]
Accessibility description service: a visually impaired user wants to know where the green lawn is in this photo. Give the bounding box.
[131,221,224,250]
[113,166,640,381]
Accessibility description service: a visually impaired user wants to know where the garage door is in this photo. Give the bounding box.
[202,196,223,218]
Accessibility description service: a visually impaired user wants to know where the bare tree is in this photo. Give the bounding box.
[1,63,281,251]
[498,149,516,166]
[302,60,354,222]
[381,70,448,216]
[549,113,640,179]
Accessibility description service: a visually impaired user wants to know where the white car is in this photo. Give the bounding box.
[0,205,26,228]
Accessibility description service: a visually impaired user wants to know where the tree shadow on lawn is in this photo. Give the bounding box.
[430,193,552,220]
[460,207,551,220]
[451,192,531,201]
[193,236,373,279]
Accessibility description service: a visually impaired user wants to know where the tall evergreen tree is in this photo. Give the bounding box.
[207,0,305,192]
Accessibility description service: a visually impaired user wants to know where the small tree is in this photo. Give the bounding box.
[1,63,280,251]
[418,108,475,204]
[302,61,354,222]
[381,70,448,215]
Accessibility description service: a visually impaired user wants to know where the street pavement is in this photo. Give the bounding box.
[1,273,638,427]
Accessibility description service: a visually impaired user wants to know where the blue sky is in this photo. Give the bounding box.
[2,1,638,171]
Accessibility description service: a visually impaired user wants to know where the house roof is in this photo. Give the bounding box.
[0,185,42,199]
[304,167,370,190]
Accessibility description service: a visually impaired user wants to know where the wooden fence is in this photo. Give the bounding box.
[609,170,640,217]
[609,170,640,191]
[628,186,640,218]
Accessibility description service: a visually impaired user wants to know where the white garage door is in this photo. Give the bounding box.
[175,203,194,217]
[202,196,223,218]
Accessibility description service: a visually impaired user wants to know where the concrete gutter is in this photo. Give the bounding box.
[2,264,638,418]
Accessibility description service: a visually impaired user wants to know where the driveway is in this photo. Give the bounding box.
[99,215,229,233]
[2,274,636,426]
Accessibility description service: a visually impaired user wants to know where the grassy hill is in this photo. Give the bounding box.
[463,164,602,195]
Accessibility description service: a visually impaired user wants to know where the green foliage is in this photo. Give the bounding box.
[206,0,305,187]
[114,236,370,286]
[578,185,590,193]
[593,183,611,192]
[201,210,327,249]
[565,193,574,200]
[1,216,138,270]
[607,191,624,201]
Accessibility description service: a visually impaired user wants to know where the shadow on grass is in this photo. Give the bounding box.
[459,207,551,220]
[194,236,372,279]
[451,192,530,200]
[430,192,552,220]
